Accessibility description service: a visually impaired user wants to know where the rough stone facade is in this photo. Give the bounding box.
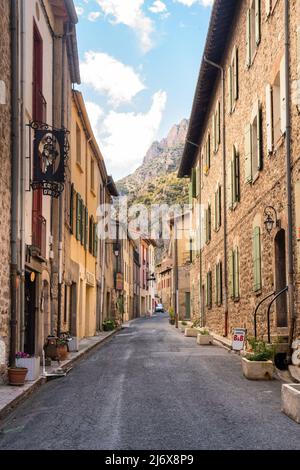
[0,0,11,381]
[187,0,300,342]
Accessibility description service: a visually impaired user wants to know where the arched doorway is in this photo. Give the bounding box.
[275,229,288,327]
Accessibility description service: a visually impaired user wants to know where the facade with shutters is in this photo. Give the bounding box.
[65,91,118,339]
[179,0,300,348]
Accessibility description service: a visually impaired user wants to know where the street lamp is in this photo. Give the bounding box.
[264,206,280,234]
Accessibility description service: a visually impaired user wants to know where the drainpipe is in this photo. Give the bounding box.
[203,56,228,336]
[10,0,20,368]
[57,31,67,337]
[19,0,26,349]
[284,0,295,350]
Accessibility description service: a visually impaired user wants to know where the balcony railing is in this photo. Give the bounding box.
[32,214,46,259]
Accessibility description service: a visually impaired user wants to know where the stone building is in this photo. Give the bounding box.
[0,0,11,382]
[179,0,300,355]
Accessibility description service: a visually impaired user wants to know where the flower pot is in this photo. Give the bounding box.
[197,334,213,345]
[16,356,40,381]
[57,344,69,361]
[241,357,274,380]
[184,328,199,337]
[281,384,300,424]
[8,367,28,386]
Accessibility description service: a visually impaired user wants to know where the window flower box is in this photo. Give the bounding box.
[15,355,40,381]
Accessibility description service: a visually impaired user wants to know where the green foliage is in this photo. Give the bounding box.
[199,329,210,336]
[181,321,188,326]
[246,338,275,362]
[168,307,175,318]
[102,320,116,332]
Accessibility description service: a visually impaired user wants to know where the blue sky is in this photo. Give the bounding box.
[74,0,212,180]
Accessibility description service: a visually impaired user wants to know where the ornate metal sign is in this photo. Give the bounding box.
[28,121,69,198]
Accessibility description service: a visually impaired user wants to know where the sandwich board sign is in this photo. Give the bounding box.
[232,328,247,351]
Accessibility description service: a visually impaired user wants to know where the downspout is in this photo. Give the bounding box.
[20,0,26,349]
[203,56,228,336]
[57,30,67,336]
[10,0,20,368]
[284,0,295,350]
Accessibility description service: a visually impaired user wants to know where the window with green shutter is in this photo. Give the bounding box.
[217,101,221,147]
[246,9,251,67]
[205,134,211,173]
[84,207,88,250]
[206,271,212,309]
[214,186,221,230]
[232,145,240,205]
[253,226,262,292]
[80,200,84,246]
[93,222,98,258]
[70,184,74,233]
[76,193,81,241]
[192,168,197,198]
[228,65,233,113]
[215,261,223,306]
[212,113,216,153]
[89,216,93,254]
[245,123,252,183]
[229,248,240,300]
[206,204,211,243]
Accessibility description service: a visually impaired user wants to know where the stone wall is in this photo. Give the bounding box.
[0,0,11,382]
[189,0,300,341]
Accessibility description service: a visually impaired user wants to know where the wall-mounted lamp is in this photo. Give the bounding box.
[264,206,280,234]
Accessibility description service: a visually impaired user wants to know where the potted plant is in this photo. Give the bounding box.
[168,308,175,325]
[102,319,116,331]
[185,318,201,337]
[15,352,40,381]
[8,356,28,386]
[179,320,188,332]
[56,337,69,361]
[197,329,213,345]
[241,338,275,380]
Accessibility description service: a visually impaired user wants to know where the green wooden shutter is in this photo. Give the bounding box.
[89,216,93,254]
[229,250,234,299]
[217,101,221,146]
[80,200,84,245]
[228,66,232,113]
[207,134,211,169]
[215,264,218,305]
[192,168,197,198]
[233,47,239,101]
[234,248,239,299]
[76,193,80,241]
[227,160,233,210]
[93,223,98,257]
[245,123,252,183]
[212,113,216,153]
[232,147,236,206]
[266,84,273,153]
[255,0,261,45]
[219,262,222,305]
[218,185,221,228]
[84,207,88,250]
[70,184,74,233]
[208,204,211,242]
[253,226,262,291]
[257,101,262,171]
[246,9,251,67]
[214,190,218,231]
[235,147,240,202]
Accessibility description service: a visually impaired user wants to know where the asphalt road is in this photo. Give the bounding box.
[0,313,300,450]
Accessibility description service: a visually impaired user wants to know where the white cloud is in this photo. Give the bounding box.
[88,11,101,21]
[80,51,146,106]
[85,102,103,139]
[174,0,213,6]
[100,91,167,179]
[149,1,167,14]
[97,0,154,52]
[75,6,84,15]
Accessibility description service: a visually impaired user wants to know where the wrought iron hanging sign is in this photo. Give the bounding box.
[28,121,70,198]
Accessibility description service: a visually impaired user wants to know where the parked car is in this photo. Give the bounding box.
[155,303,164,313]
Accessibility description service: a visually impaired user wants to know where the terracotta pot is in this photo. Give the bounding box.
[8,367,28,386]
[57,344,69,361]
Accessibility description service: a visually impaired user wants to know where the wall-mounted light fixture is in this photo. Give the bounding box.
[264,206,280,234]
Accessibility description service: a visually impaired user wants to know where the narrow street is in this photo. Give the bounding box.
[0,314,299,451]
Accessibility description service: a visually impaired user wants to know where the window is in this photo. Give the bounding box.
[266,56,286,153]
[215,261,223,306]
[206,271,212,309]
[93,222,98,257]
[204,203,211,244]
[84,207,88,250]
[253,226,262,292]
[76,193,81,241]
[70,184,75,233]
[80,201,84,246]
[76,123,81,166]
[246,0,261,67]
[214,185,222,231]
[204,133,211,175]
[229,248,240,300]
[90,157,95,192]
[213,101,221,151]
[228,48,238,113]
[228,145,240,209]
[89,216,94,254]
[244,101,262,184]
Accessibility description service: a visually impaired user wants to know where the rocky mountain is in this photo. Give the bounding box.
[117,118,189,207]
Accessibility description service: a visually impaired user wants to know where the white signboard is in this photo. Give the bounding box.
[232,328,247,351]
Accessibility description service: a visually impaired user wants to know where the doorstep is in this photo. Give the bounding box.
[0,328,120,421]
